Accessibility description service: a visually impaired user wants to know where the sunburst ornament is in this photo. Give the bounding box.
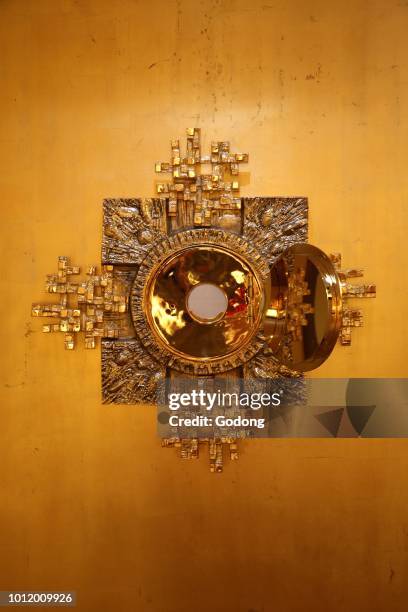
[31,129,376,471]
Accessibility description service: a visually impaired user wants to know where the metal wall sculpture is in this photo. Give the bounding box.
[32,129,376,472]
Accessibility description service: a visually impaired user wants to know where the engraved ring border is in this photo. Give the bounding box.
[130,229,270,375]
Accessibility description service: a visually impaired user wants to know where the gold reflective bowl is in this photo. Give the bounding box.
[130,229,270,374]
[144,244,264,360]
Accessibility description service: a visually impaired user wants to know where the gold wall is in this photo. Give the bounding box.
[1,0,408,610]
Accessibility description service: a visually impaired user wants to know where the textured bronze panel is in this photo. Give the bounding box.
[243,350,301,379]
[101,338,165,404]
[243,197,308,262]
[102,198,167,265]
[107,267,137,339]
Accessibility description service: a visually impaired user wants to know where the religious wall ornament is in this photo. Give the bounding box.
[32,129,376,472]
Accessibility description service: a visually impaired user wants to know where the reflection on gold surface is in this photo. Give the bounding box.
[231,269,246,284]
[151,295,186,335]
[144,245,264,361]
[264,244,342,372]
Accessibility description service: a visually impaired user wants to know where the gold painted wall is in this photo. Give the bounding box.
[1,0,408,610]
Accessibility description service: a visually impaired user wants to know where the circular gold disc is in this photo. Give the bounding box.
[130,229,270,374]
[145,244,263,360]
